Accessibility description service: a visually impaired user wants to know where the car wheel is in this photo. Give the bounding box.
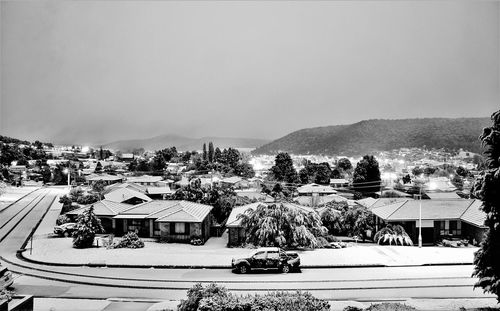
[281,264,290,274]
[63,231,70,237]
[239,264,249,274]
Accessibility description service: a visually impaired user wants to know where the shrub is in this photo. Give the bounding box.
[111,231,144,249]
[365,302,416,311]
[56,215,71,226]
[316,236,331,248]
[178,283,330,311]
[0,288,12,302]
[325,235,340,242]
[343,307,363,311]
[374,224,413,246]
[190,235,204,246]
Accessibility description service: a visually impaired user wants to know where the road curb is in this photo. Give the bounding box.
[17,250,472,269]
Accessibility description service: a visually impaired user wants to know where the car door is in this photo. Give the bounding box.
[266,251,280,269]
[251,251,267,269]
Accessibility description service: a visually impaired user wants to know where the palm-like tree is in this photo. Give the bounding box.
[238,203,326,248]
[374,224,413,246]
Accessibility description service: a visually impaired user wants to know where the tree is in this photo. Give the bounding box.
[337,158,352,172]
[471,109,500,302]
[238,203,326,248]
[374,224,413,246]
[233,162,255,178]
[202,143,207,161]
[402,174,412,184]
[412,167,424,176]
[208,142,214,163]
[91,180,106,199]
[214,147,222,163]
[299,161,332,185]
[353,155,381,193]
[94,162,102,173]
[270,153,298,184]
[72,206,104,248]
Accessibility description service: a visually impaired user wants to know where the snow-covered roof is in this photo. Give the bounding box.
[297,183,337,194]
[104,188,152,203]
[66,200,132,217]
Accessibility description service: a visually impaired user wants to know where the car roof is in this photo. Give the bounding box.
[255,247,281,252]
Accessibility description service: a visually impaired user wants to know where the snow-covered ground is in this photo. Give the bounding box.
[25,231,478,267]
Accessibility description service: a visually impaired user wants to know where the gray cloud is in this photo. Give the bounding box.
[1,1,498,144]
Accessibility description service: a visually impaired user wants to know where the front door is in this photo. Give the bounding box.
[251,251,267,269]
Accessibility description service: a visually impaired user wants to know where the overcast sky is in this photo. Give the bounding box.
[1,1,499,145]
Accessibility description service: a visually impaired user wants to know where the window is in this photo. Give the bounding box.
[253,252,267,260]
[267,251,279,259]
[153,221,160,236]
[175,223,185,234]
[439,220,461,236]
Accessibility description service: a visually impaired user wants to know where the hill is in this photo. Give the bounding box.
[252,117,490,156]
[103,135,269,152]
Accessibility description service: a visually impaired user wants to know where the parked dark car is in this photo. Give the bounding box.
[231,247,300,274]
[53,222,77,237]
[0,266,13,289]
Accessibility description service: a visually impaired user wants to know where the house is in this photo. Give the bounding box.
[104,182,147,194]
[294,193,354,208]
[104,188,152,205]
[371,199,487,245]
[297,183,337,196]
[374,189,412,198]
[112,200,213,242]
[226,202,314,246]
[126,175,164,186]
[330,178,349,188]
[65,200,132,233]
[235,190,275,203]
[120,153,135,162]
[424,192,461,200]
[221,176,249,189]
[146,186,175,199]
[86,174,124,185]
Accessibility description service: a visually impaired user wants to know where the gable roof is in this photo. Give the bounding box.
[297,183,337,194]
[235,191,275,203]
[425,192,461,200]
[105,182,147,194]
[371,199,486,227]
[104,188,152,203]
[222,176,244,184]
[147,187,175,195]
[126,175,163,184]
[226,202,315,228]
[116,200,212,223]
[65,200,132,217]
[87,174,124,182]
[460,200,487,228]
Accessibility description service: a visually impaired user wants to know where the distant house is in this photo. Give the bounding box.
[371,199,487,245]
[226,202,314,246]
[65,200,132,233]
[105,182,147,194]
[221,176,249,189]
[330,179,349,188]
[112,200,213,242]
[104,188,152,205]
[235,190,274,203]
[86,174,124,185]
[424,192,461,200]
[294,193,354,208]
[297,183,337,196]
[146,186,175,199]
[126,175,164,186]
[374,189,412,198]
[120,153,135,162]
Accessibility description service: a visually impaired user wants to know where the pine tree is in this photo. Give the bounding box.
[214,147,222,163]
[202,143,207,161]
[472,110,500,302]
[208,142,214,163]
[72,206,104,248]
[353,155,381,193]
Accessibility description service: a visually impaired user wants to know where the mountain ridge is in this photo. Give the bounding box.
[102,134,270,152]
[252,117,490,156]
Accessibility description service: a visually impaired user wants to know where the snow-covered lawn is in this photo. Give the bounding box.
[24,232,478,267]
